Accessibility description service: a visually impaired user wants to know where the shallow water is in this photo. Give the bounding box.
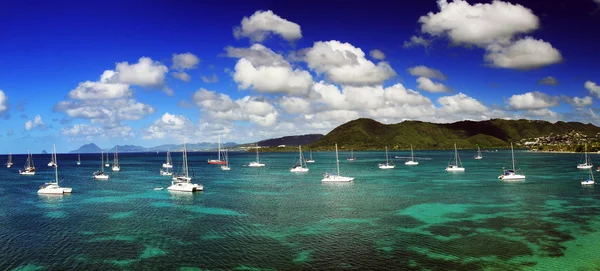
[1,150,600,270]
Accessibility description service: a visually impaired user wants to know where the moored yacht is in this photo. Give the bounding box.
[322,144,354,182]
[248,144,265,167]
[38,145,72,194]
[19,151,36,175]
[168,143,203,192]
[582,167,595,186]
[577,144,593,169]
[474,146,483,160]
[208,135,227,165]
[405,145,419,166]
[445,143,465,172]
[290,145,309,172]
[306,149,315,163]
[6,153,13,168]
[221,149,231,171]
[112,146,120,171]
[378,146,395,169]
[498,142,525,181]
[93,151,109,180]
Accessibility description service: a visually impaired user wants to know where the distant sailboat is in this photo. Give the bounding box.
[104,152,110,167]
[498,142,525,181]
[577,144,593,169]
[582,167,595,186]
[77,154,81,165]
[405,145,419,166]
[474,146,483,160]
[162,149,173,168]
[112,146,120,171]
[93,151,109,180]
[322,144,354,182]
[221,149,231,171]
[378,146,395,169]
[47,152,56,167]
[38,144,72,194]
[445,143,465,172]
[306,149,315,163]
[6,153,13,168]
[168,143,203,192]
[248,144,265,167]
[347,149,356,161]
[19,150,36,175]
[290,145,309,172]
[208,135,227,165]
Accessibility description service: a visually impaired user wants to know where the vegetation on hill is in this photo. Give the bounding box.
[308,118,600,151]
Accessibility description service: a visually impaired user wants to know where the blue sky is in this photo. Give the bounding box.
[1,0,600,153]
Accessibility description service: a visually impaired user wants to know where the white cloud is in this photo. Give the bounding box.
[438,93,488,113]
[539,76,558,85]
[113,57,168,87]
[416,77,450,93]
[201,74,219,83]
[233,10,302,42]
[484,37,562,70]
[162,86,174,96]
[142,112,196,140]
[54,98,155,127]
[562,95,593,108]
[68,81,132,100]
[172,52,200,70]
[407,65,447,80]
[61,124,104,137]
[171,71,190,82]
[304,40,396,86]
[369,49,386,60]
[279,97,312,114]
[585,81,600,99]
[25,114,45,131]
[0,90,8,115]
[525,108,560,121]
[403,35,430,48]
[508,91,559,110]
[227,44,313,96]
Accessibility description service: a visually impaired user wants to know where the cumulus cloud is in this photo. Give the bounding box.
[508,91,559,110]
[141,112,196,140]
[369,49,386,60]
[538,76,558,85]
[25,115,45,131]
[407,65,447,80]
[484,37,562,70]
[416,77,450,93]
[279,97,312,114]
[171,71,190,82]
[403,36,431,48]
[233,10,302,42]
[201,74,219,83]
[585,81,600,99]
[0,90,8,117]
[112,57,169,87]
[68,81,131,100]
[61,124,104,137]
[304,40,396,85]
[561,95,593,108]
[438,93,488,113]
[172,52,200,70]
[226,44,313,96]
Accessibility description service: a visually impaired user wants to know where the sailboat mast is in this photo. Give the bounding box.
[454,143,458,165]
[385,146,389,164]
[256,144,259,163]
[217,135,221,161]
[183,144,189,178]
[411,145,414,160]
[335,144,340,175]
[54,145,58,184]
[100,150,104,171]
[585,144,589,164]
[511,142,516,171]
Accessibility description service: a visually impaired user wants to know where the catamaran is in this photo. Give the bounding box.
[19,151,36,175]
[47,152,56,167]
[445,143,465,172]
[306,149,315,163]
[248,144,265,167]
[104,152,110,167]
[474,146,483,160]
[322,144,354,182]
[112,146,120,171]
[221,149,231,171]
[93,151,109,180]
[290,145,309,172]
[405,145,419,166]
[582,167,595,185]
[6,153,13,168]
[168,143,203,192]
[577,144,593,169]
[77,154,81,165]
[347,149,356,161]
[378,146,395,169]
[498,142,526,181]
[38,144,72,194]
[208,135,227,165]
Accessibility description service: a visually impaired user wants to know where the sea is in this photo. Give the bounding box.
[1,150,600,270]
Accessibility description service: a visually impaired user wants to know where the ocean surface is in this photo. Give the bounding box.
[1,150,600,270]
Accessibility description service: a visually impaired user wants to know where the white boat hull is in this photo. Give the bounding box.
[248,162,265,167]
[321,175,354,182]
[290,167,309,172]
[378,164,395,169]
[578,164,593,169]
[582,180,595,185]
[38,186,72,194]
[162,164,173,168]
[112,166,120,172]
[167,182,203,192]
[445,167,465,172]
[498,174,526,181]
[474,156,483,160]
[47,162,56,167]
[105,164,110,167]
[77,162,81,165]
[19,171,35,175]
[160,170,173,176]
[405,161,419,166]
[93,174,109,180]
[172,176,192,182]
[306,160,315,163]
[221,166,231,171]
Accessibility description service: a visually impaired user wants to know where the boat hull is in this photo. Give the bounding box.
[581,180,595,185]
[498,174,526,181]
[405,161,419,166]
[445,167,465,172]
[378,164,395,169]
[208,160,227,165]
[305,160,315,163]
[160,170,173,176]
[19,170,35,175]
[221,166,231,171]
[162,164,173,168]
[248,162,265,167]
[290,167,309,172]
[167,182,203,192]
[112,167,120,172]
[474,156,483,160]
[577,164,593,169]
[93,174,109,180]
[321,175,354,182]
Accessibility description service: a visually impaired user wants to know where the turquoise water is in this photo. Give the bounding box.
[2,150,600,270]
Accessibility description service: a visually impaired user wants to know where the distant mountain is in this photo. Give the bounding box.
[310,118,600,150]
[106,145,146,153]
[255,134,324,147]
[69,143,102,153]
[41,150,48,154]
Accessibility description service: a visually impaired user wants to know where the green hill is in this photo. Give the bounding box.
[309,118,600,150]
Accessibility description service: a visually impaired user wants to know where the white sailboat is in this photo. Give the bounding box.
[168,143,203,192]
[38,144,72,194]
[582,167,595,185]
[221,149,231,171]
[474,146,483,160]
[290,145,309,172]
[445,143,465,172]
[112,146,120,171]
[160,149,173,176]
[577,144,593,169]
[19,151,36,175]
[77,154,81,165]
[93,151,109,180]
[104,152,110,167]
[498,142,526,181]
[47,152,56,167]
[6,153,13,168]
[322,144,354,182]
[208,135,227,165]
[306,149,315,163]
[347,149,356,161]
[378,146,395,169]
[248,144,265,167]
[405,145,419,166]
